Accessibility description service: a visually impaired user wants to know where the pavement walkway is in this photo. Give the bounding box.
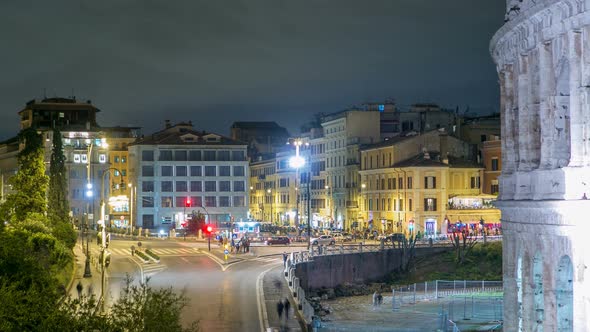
[68,240,102,300]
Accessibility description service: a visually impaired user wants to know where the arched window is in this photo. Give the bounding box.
[532,253,544,330]
[517,255,523,331]
[556,255,573,331]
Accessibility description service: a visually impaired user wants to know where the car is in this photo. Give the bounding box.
[265,236,290,245]
[384,233,405,242]
[333,233,352,242]
[310,235,335,246]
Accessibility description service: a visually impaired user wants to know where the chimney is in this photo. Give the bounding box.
[165,120,171,129]
[439,132,449,162]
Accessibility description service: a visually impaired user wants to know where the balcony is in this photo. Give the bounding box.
[346,201,358,208]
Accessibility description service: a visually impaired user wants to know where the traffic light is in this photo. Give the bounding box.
[185,197,192,207]
[206,225,213,234]
[101,250,112,268]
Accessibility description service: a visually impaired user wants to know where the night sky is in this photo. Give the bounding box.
[0,1,505,140]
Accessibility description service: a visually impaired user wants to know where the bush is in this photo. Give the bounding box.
[145,249,160,261]
[134,250,150,262]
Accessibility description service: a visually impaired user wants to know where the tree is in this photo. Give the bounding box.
[0,128,49,223]
[186,211,205,236]
[48,129,76,248]
[394,233,417,273]
[450,229,477,265]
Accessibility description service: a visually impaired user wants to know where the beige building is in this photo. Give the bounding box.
[321,109,380,229]
[359,131,500,235]
[482,137,501,195]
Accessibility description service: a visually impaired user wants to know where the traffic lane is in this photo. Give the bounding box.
[147,254,263,332]
[106,255,141,305]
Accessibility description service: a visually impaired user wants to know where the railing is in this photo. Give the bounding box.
[391,280,503,304]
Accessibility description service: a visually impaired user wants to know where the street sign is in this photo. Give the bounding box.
[224,249,229,255]
[88,214,94,221]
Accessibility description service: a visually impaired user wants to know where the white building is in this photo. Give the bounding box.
[491,0,590,330]
[321,110,381,229]
[128,121,249,231]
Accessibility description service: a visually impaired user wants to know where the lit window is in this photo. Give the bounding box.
[73,154,81,163]
[99,154,107,163]
[81,154,88,164]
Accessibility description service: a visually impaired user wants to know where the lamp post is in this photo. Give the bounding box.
[83,142,94,278]
[128,183,136,235]
[289,139,310,249]
[99,167,124,312]
[267,188,273,225]
[325,185,333,229]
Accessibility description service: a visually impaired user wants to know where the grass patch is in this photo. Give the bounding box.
[134,250,150,262]
[145,249,160,261]
[390,242,502,284]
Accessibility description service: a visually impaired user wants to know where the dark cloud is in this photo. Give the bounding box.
[0,0,504,139]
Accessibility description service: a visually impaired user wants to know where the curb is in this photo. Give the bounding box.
[63,245,80,300]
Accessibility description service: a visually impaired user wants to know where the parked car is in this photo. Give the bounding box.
[310,235,335,246]
[333,233,352,242]
[384,233,405,242]
[265,236,290,245]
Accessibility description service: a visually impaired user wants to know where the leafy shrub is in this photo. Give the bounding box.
[145,249,160,261]
[134,250,150,262]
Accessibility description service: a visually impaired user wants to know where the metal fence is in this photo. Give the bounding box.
[299,235,502,258]
[438,295,504,331]
[391,279,502,305]
[389,280,503,332]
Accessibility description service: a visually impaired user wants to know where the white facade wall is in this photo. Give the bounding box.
[322,111,380,228]
[129,144,249,230]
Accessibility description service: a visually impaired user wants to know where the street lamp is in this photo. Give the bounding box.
[128,183,136,235]
[289,139,310,249]
[325,185,333,229]
[267,188,274,225]
[99,167,124,312]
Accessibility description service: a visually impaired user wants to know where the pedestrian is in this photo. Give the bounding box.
[372,291,377,306]
[231,238,235,253]
[236,241,240,253]
[282,252,288,267]
[277,300,284,321]
[76,281,83,299]
[283,298,291,320]
[377,292,383,305]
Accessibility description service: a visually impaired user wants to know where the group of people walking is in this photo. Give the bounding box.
[276,298,291,324]
[217,236,251,253]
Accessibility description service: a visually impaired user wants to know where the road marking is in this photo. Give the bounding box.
[127,256,145,283]
[257,265,276,332]
[199,250,233,271]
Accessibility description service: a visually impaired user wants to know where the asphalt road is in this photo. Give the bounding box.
[100,238,302,331]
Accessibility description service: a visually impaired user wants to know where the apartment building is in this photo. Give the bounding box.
[482,137,501,195]
[128,121,249,231]
[359,130,500,235]
[321,109,381,230]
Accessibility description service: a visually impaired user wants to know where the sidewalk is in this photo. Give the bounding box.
[68,241,102,300]
[263,265,305,331]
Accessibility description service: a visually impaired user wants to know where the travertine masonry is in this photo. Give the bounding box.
[491,0,590,330]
